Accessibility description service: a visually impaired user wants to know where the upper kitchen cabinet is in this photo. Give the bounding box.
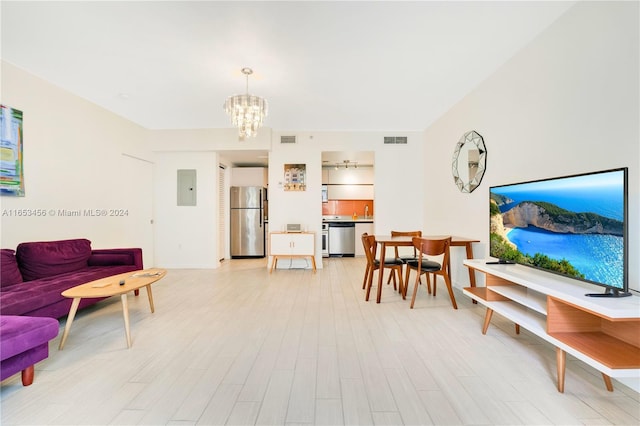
[327,184,374,200]
[231,167,268,187]
[326,167,374,185]
[322,168,329,184]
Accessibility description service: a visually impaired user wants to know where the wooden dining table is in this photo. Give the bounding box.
[367,235,480,303]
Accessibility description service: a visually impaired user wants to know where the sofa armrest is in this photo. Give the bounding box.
[89,248,143,269]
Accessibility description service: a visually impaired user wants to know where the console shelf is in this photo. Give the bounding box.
[463,259,640,393]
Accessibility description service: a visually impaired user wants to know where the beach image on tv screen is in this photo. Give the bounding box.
[489,170,625,289]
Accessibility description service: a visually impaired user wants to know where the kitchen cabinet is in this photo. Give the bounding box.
[355,222,374,256]
[322,168,329,184]
[326,167,374,185]
[326,185,374,200]
[269,232,316,272]
[231,167,268,187]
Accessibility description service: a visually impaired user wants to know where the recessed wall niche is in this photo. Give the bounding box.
[284,164,306,191]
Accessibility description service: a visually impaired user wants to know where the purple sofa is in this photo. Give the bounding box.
[0,238,143,385]
[1,238,143,318]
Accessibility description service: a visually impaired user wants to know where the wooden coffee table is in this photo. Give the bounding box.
[58,268,166,349]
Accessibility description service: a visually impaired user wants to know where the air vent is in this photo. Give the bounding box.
[280,135,297,144]
[383,136,407,144]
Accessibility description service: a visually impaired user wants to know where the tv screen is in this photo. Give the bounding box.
[489,168,628,296]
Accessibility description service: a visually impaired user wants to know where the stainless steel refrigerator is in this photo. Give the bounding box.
[230,186,267,258]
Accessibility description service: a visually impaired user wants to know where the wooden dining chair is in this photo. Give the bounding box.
[390,230,422,262]
[405,236,458,309]
[388,230,422,285]
[361,233,405,301]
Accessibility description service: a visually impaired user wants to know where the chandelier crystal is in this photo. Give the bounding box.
[224,68,268,138]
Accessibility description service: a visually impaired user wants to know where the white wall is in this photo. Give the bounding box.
[0,62,155,266]
[152,151,220,268]
[423,2,639,292]
[268,130,425,268]
[145,129,425,269]
[148,129,272,267]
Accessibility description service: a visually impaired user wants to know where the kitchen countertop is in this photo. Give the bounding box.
[322,215,374,223]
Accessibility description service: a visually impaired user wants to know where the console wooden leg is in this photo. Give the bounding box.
[556,348,566,393]
[482,308,493,335]
[602,373,614,392]
[21,365,34,386]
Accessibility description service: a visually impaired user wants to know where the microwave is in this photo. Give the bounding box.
[321,184,328,203]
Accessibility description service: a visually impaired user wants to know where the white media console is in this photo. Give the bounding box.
[463,259,640,393]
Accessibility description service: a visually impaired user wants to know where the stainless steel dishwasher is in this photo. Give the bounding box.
[328,222,355,257]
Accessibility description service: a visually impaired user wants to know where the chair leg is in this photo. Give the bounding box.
[410,271,421,309]
[396,268,404,296]
[365,267,376,301]
[443,274,458,309]
[426,273,432,294]
[362,264,370,290]
[403,267,411,298]
[432,273,436,296]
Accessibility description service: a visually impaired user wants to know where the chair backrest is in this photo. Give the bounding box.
[361,233,377,266]
[391,230,422,258]
[412,236,451,272]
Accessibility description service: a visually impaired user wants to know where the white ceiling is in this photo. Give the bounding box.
[1,1,574,165]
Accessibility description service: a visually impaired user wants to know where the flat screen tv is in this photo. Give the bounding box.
[489,167,630,297]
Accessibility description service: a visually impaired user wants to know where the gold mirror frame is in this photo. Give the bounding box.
[452,130,487,193]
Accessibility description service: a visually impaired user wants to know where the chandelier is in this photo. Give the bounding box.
[223,67,268,138]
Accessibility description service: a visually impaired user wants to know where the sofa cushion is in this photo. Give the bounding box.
[88,253,133,266]
[17,239,92,281]
[0,265,138,316]
[1,249,23,288]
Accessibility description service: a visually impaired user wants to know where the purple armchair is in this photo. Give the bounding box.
[0,316,59,385]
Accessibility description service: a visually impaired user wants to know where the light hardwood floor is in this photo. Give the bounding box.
[1,257,639,425]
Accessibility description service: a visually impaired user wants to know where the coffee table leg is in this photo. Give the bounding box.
[59,298,81,350]
[146,285,155,313]
[121,294,132,348]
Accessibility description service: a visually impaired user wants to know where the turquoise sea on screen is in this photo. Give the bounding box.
[507,227,623,288]
[492,173,625,289]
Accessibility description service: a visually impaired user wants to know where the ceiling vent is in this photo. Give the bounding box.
[383,136,407,144]
[280,135,297,144]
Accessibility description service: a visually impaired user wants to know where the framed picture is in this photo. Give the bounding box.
[1,105,25,196]
[284,163,306,191]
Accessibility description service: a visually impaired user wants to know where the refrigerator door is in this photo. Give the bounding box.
[230,186,263,209]
[230,208,265,257]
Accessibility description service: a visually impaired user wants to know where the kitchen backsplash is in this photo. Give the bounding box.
[322,200,374,217]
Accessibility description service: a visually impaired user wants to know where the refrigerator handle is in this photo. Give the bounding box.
[260,189,263,226]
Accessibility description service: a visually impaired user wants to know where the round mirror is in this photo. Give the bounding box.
[452,130,487,193]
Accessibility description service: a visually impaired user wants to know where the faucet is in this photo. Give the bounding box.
[365,205,369,218]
